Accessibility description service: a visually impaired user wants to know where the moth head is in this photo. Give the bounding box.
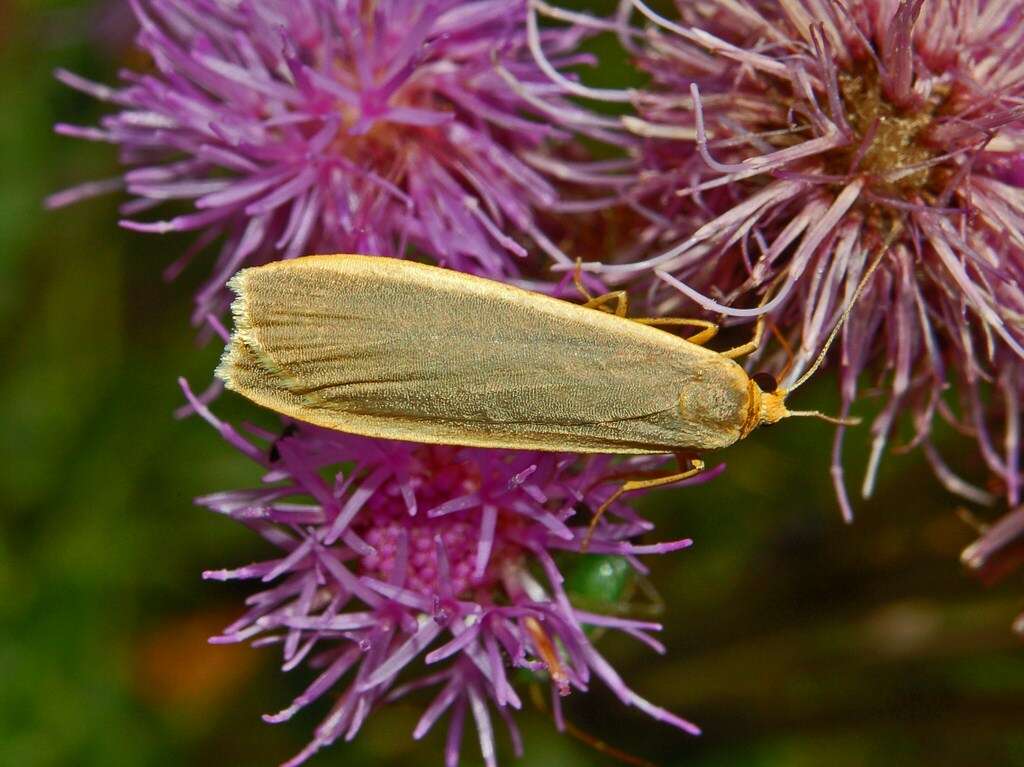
[751,372,789,428]
[751,371,859,429]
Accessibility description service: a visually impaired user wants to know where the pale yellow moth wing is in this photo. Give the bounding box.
[216,255,752,454]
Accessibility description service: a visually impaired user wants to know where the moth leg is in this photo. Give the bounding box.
[573,258,630,316]
[632,317,718,346]
[582,456,706,551]
[573,258,717,339]
[720,316,766,359]
[584,290,630,317]
[572,257,595,302]
[527,682,658,767]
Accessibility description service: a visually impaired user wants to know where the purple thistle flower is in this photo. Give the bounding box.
[557,0,1024,518]
[181,380,705,766]
[49,0,599,326]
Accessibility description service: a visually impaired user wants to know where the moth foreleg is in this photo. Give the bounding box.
[582,455,706,551]
[632,317,718,346]
[720,315,766,359]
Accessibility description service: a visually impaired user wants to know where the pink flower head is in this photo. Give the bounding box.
[182,381,706,766]
[566,0,1024,517]
[49,0,599,325]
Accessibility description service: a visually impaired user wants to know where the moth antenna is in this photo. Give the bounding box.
[787,409,862,426]
[787,222,903,393]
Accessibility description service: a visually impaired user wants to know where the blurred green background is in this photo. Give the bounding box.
[3,2,1024,766]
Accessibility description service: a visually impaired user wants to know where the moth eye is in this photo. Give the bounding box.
[752,371,778,392]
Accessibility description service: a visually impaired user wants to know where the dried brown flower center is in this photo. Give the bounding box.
[827,67,949,197]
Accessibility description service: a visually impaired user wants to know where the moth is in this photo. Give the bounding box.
[216,254,854,531]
